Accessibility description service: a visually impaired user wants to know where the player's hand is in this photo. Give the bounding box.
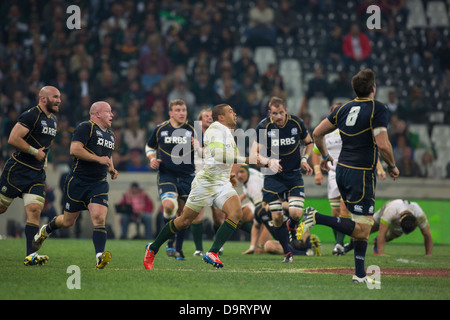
[314,172,324,185]
[192,137,200,151]
[98,156,112,167]
[301,162,313,176]
[320,155,334,172]
[388,166,399,180]
[268,159,282,173]
[35,147,46,162]
[230,173,238,188]
[150,158,161,169]
[377,169,386,181]
[242,247,255,255]
[109,168,118,180]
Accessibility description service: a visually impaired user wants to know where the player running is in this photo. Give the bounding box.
[33,101,118,269]
[0,86,60,266]
[145,99,198,260]
[253,96,313,262]
[144,104,258,270]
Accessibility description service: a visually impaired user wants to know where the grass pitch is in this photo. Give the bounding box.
[0,238,449,300]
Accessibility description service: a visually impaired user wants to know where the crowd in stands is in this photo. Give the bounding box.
[1,0,449,178]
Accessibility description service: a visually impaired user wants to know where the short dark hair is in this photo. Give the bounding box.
[400,212,417,234]
[169,99,186,111]
[268,96,286,110]
[351,69,376,98]
[212,104,229,121]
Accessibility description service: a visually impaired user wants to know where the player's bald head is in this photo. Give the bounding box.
[39,86,60,98]
[90,101,110,115]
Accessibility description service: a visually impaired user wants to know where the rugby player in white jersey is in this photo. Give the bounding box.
[144,104,258,269]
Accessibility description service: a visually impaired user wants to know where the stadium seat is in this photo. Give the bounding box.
[279,58,301,75]
[375,86,395,104]
[427,1,449,27]
[406,0,428,29]
[431,125,450,147]
[254,46,277,74]
[308,97,330,128]
[287,96,302,115]
[408,124,432,149]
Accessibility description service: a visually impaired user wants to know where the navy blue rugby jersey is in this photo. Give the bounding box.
[71,120,115,181]
[254,206,289,237]
[13,105,57,170]
[327,98,389,169]
[146,120,197,177]
[255,114,309,173]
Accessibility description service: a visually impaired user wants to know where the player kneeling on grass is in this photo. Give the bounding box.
[144,104,261,270]
[344,199,433,256]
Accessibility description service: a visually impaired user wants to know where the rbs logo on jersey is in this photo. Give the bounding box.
[97,137,115,150]
[164,136,188,144]
[42,126,57,136]
[271,137,296,147]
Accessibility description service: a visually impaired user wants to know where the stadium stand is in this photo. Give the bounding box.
[0,0,449,179]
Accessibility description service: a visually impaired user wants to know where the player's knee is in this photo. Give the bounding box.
[268,200,282,213]
[0,194,13,213]
[288,198,304,218]
[161,192,178,219]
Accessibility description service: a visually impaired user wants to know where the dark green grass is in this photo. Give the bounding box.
[0,238,449,300]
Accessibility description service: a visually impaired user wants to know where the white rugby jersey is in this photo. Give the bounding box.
[313,129,342,171]
[374,199,428,232]
[243,168,264,206]
[198,121,237,183]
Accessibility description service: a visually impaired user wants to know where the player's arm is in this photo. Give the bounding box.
[420,224,433,256]
[242,220,261,255]
[250,140,282,173]
[108,155,118,180]
[374,129,399,180]
[312,146,324,185]
[70,141,111,166]
[376,222,389,256]
[209,141,250,165]
[300,133,314,176]
[312,119,336,171]
[145,144,161,169]
[8,123,46,161]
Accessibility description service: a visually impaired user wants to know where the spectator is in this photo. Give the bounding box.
[118,182,154,239]
[412,29,441,70]
[261,62,284,96]
[189,23,214,56]
[167,81,196,108]
[396,146,422,177]
[324,25,344,67]
[125,149,150,172]
[8,90,29,115]
[51,132,72,172]
[111,128,130,172]
[420,150,441,179]
[274,0,298,39]
[191,71,220,108]
[386,90,400,114]
[329,70,354,102]
[69,44,94,76]
[342,23,373,70]
[123,119,147,152]
[398,86,429,123]
[246,0,276,48]
[299,66,331,116]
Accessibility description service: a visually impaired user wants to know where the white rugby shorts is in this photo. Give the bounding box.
[185,176,237,213]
